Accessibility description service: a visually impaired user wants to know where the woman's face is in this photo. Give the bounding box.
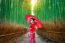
[30,19,36,24]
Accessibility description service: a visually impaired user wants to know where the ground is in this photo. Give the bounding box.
[7,32,47,43]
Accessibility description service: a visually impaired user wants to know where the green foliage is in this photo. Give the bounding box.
[0,0,65,27]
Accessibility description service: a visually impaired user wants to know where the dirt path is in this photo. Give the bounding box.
[7,32,47,43]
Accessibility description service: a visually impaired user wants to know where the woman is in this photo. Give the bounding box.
[26,15,43,43]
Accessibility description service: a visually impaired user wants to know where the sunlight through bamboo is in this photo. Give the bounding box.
[31,0,34,15]
[31,0,37,15]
